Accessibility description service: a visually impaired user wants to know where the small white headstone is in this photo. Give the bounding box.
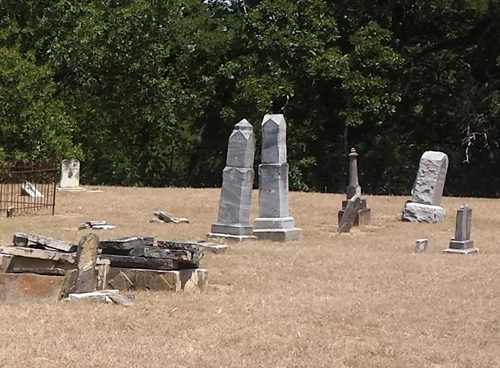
[60,159,81,188]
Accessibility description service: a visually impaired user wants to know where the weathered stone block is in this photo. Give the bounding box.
[402,202,445,223]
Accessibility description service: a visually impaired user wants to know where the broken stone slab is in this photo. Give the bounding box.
[197,242,229,254]
[78,221,115,230]
[0,273,65,302]
[402,202,445,223]
[98,254,179,270]
[13,233,28,247]
[157,240,203,263]
[338,195,362,233]
[153,210,189,224]
[23,234,77,253]
[99,236,154,253]
[129,246,194,263]
[66,290,134,306]
[20,181,43,198]
[0,246,77,264]
[105,267,208,293]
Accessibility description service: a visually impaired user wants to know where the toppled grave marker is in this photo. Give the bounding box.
[13,233,77,253]
[20,181,43,198]
[78,220,115,230]
[338,195,362,233]
[151,210,189,224]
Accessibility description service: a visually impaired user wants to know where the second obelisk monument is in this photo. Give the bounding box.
[253,114,302,241]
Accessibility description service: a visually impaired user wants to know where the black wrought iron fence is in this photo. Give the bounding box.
[0,165,58,216]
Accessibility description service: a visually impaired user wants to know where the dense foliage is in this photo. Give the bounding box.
[0,0,498,195]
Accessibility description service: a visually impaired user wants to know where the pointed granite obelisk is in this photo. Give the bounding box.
[253,114,302,241]
[209,119,257,241]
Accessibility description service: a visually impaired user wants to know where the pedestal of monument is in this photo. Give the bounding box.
[402,202,445,223]
[338,199,371,226]
[253,216,302,242]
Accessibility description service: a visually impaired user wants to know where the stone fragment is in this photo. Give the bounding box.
[209,119,257,241]
[254,114,302,241]
[415,239,428,253]
[444,204,478,254]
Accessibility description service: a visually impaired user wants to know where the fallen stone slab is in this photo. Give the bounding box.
[24,234,76,253]
[0,246,76,264]
[79,221,115,230]
[0,273,65,302]
[67,290,134,306]
[99,236,154,253]
[152,210,189,224]
[98,254,179,270]
[198,242,229,254]
[20,181,43,198]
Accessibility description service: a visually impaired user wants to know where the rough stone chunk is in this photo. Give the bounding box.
[402,202,445,223]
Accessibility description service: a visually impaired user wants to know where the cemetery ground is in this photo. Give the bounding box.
[1,187,499,367]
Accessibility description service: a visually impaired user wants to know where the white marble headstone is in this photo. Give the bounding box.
[60,159,80,188]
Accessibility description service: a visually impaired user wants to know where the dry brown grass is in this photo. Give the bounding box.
[1,187,500,367]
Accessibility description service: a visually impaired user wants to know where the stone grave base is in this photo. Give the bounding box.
[253,227,303,242]
[443,247,479,254]
[210,223,255,237]
[0,273,65,302]
[338,208,371,226]
[402,202,445,223]
[448,239,475,250]
[207,232,256,242]
[106,267,208,293]
[57,186,86,192]
[254,216,296,230]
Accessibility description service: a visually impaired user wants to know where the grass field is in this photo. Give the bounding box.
[0,186,499,367]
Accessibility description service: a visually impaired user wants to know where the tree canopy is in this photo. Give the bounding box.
[0,0,499,196]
